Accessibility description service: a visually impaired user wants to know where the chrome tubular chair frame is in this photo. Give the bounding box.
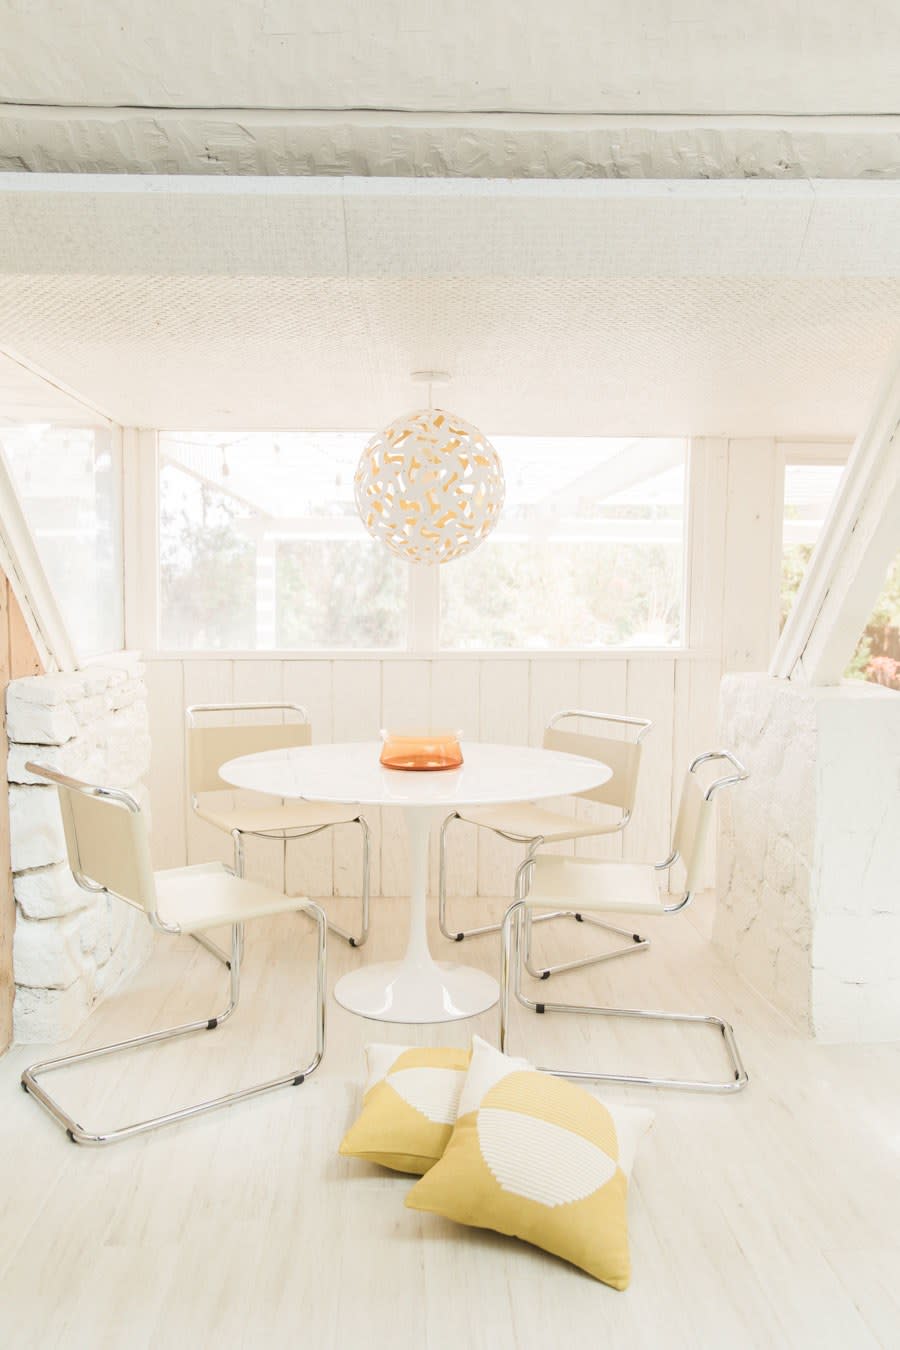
[438,710,653,977]
[499,750,750,1094]
[187,702,371,957]
[21,765,327,1147]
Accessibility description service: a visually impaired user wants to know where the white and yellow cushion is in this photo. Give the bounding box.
[339,1044,471,1175]
[405,1036,653,1289]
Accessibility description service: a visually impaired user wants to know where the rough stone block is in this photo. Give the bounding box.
[82,668,114,696]
[9,784,66,870]
[13,979,94,1045]
[6,695,79,746]
[13,910,87,989]
[14,863,89,919]
[8,737,105,786]
[6,672,86,706]
[73,693,110,726]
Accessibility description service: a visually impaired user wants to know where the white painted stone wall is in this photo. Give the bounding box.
[716,674,900,1042]
[8,662,155,1044]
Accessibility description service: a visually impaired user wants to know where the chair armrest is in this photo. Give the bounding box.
[688,749,750,800]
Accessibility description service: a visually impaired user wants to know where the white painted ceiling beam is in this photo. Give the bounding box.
[4,174,900,280]
[3,109,900,180]
[771,343,900,684]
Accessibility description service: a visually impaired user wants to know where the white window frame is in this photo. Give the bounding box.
[132,430,698,660]
[774,439,853,641]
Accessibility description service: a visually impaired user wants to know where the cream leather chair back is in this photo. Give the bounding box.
[187,707,312,797]
[542,710,650,814]
[672,750,749,894]
[38,768,159,919]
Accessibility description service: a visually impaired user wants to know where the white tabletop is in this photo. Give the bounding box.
[219,740,611,808]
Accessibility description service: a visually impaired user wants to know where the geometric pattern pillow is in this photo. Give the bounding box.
[339,1044,471,1175]
[404,1036,653,1288]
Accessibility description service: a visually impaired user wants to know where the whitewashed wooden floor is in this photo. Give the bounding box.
[1,895,898,1350]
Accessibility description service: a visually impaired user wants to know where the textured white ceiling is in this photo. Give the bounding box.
[2,1,900,116]
[0,177,899,436]
[1,272,897,436]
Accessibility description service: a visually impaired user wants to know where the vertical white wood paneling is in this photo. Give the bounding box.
[143,659,186,868]
[283,661,335,899]
[575,658,629,862]
[477,660,530,897]
[429,659,480,896]
[722,438,781,672]
[332,661,382,897]
[381,660,432,897]
[182,660,234,868]
[231,660,286,890]
[625,657,676,864]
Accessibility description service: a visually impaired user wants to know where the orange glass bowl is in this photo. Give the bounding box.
[379,731,464,772]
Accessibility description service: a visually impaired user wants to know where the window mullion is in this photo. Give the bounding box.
[408,562,439,654]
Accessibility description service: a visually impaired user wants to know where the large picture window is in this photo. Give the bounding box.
[440,437,686,650]
[779,454,895,689]
[157,432,687,653]
[158,433,408,651]
[0,423,123,657]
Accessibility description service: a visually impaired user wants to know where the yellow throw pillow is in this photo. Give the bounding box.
[405,1036,653,1289]
[339,1043,471,1175]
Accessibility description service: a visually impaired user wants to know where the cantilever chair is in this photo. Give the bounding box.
[21,764,327,1146]
[187,703,371,956]
[500,750,750,1093]
[439,710,653,976]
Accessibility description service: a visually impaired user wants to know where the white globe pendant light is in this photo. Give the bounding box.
[355,372,505,564]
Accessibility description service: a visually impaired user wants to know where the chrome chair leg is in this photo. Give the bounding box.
[191,929,232,969]
[439,818,648,973]
[500,900,747,1094]
[438,821,562,944]
[323,816,371,948]
[522,908,650,979]
[226,819,371,950]
[22,907,328,1145]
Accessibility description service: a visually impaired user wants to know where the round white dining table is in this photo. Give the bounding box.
[219,741,612,1024]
